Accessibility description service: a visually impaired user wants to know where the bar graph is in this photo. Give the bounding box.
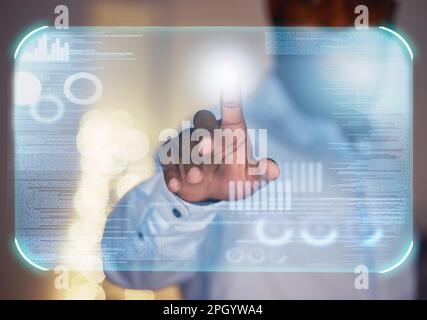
[283,161,323,193]
[21,34,69,62]
[227,162,324,212]
[228,180,292,212]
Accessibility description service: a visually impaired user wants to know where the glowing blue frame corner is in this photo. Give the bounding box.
[375,26,413,274]
[14,25,49,60]
[379,240,414,274]
[13,25,50,272]
[379,26,414,61]
[11,26,414,274]
[14,238,48,271]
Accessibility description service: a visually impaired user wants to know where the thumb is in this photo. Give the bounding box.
[249,158,280,181]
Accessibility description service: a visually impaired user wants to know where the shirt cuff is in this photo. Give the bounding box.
[138,174,221,234]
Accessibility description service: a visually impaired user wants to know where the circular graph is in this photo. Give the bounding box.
[64,72,103,105]
[30,95,64,123]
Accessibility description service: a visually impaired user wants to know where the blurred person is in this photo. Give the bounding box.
[102,0,415,299]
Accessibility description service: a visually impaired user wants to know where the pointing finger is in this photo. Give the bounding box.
[164,164,182,193]
[220,61,245,129]
[193,110,218,156]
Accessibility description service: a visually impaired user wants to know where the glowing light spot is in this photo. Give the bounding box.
[108,110,135,129]
[65,283,105,300]
[69,255,106,283]
[74,188,107,214]
[192,45,262,104]
[120,129,150,161]
[80,154,127,176]
[77,116,112,157]
[67,221,106,252]
[116,174,143,199]
[70,274,89,286]
[222,60,239,90]
[78,283,99,300]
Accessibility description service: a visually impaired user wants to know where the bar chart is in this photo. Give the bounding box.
[20,34,69,62]
[228,162,324,212]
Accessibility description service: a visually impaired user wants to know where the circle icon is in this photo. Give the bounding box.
[30,96,64,123]
[14,71,42,106]
[255,220,293,246]
[64,72,103,105]
[247,248,266,264]
[300,227,338,247]
[225,248,245,264]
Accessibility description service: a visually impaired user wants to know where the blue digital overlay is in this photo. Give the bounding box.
[13,27,413,273]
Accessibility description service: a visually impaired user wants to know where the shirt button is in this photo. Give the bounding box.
[172,208,182,218]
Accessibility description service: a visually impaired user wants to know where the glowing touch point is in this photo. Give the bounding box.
[222,60,239,88]
[221,60,241,106]
[14,238,48,271]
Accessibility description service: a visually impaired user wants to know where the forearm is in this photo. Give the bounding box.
[102,172,216,290]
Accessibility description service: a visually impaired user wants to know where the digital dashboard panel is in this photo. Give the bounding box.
[13,27,413,273]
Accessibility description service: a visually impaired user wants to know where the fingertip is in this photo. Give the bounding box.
[168,178,182,193]
[186,166,204,184]
[265,159,280,181]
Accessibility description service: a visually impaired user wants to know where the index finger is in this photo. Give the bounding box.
[220,61,245,128]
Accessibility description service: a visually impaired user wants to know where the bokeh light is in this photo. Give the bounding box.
[63,109,154,300]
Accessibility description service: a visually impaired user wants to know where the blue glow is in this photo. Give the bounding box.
[379,26,414,61]
[14,27,413,272]
[379,240,414,274]
[14,26,49,60]
[14,238,48,271]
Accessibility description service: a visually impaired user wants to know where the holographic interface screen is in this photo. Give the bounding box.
[13,27,413,273]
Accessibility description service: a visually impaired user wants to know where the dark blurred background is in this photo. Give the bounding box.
[1,0,426,299]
